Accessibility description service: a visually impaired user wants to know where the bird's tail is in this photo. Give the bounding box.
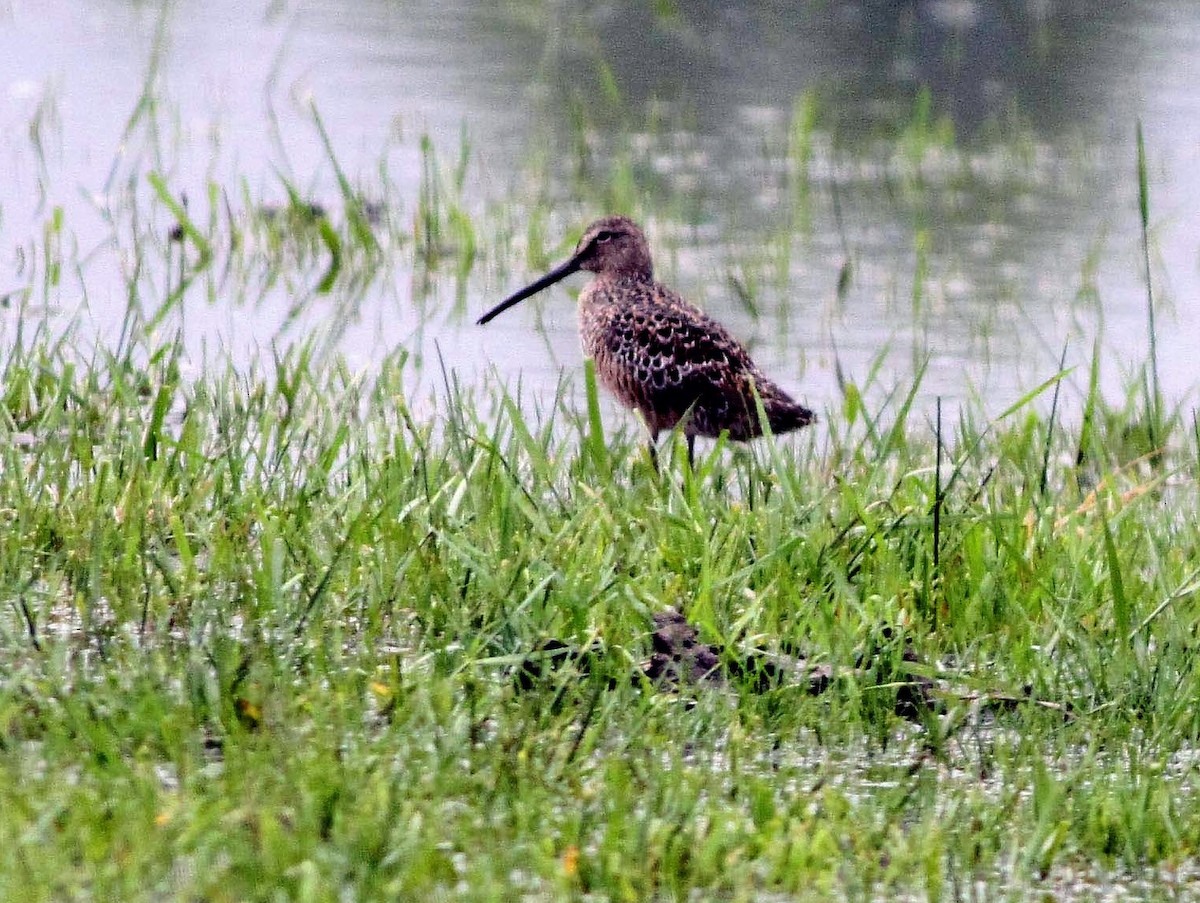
[754,374,816,436]
[733,377,816,439]
[766,395,816,435]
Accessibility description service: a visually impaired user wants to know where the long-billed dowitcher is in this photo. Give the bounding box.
[477,215,815,465]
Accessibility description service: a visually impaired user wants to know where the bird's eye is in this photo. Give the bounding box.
[595,231,614,243]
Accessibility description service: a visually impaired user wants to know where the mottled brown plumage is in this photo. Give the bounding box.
[477,215,815,464]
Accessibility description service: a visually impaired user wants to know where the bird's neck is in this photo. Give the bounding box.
[579,272,654,309]
[595,267,654,287]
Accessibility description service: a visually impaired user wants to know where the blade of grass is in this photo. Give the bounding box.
[1039,340,1069,498]
[1077,337,1102,473]
[148,172,213,265]
[583,358,608,477]
[1099,503,1130,638]
[1136,122,1160,444]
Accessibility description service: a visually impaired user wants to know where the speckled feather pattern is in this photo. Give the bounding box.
[580,275,814,441]
[479,214,815,447]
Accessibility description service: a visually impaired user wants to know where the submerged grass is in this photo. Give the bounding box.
[1,318,1199,900]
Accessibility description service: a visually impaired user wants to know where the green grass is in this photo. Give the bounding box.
[2,317,1199,900]
[1,44,1197,897]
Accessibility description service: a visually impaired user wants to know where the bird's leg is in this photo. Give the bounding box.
[686,434,696,471]
[647,429,660,472]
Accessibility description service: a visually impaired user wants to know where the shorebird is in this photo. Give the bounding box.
[477,215,815,466]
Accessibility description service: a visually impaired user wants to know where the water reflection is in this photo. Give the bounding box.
[533,1,1158,138]
[510,0,1199,407]
[0,0,1195,411]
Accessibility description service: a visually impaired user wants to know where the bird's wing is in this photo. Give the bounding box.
[600,300,766,433]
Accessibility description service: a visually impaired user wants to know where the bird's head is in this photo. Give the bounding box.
[476,215,653,325]
[569,216,653,280]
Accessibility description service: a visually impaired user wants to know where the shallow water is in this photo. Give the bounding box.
[1,0,1197,422]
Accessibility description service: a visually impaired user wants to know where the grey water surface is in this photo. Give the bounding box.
[1,0,1197,420]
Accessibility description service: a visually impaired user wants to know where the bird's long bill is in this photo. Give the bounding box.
[476,256,582,325]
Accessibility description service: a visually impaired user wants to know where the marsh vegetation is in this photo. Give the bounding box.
[2,2,1199,899]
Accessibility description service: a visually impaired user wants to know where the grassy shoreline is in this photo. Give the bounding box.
[1,37,1195,894]
[2,327,1198,900]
